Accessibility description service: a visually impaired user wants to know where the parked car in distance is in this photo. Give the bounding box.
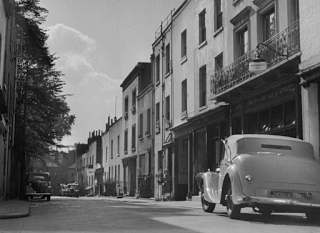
[195,134,320,221]
[66,183,79,197]
[60,184,68,196]
[25,172,52,201]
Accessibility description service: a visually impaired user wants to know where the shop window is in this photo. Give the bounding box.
[259,109,271,132]
[285,100,296,126]
[247,112,259,133]
[232,116,242,134]
[271,105,284,129]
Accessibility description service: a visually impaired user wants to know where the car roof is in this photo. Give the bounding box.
[227,134,303,144]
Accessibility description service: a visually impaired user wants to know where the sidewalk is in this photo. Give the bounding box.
[0,199,30,219]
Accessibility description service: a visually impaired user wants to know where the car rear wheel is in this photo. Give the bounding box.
[201,184,215,213]
[46,196,51,201]
[226,183,241,219]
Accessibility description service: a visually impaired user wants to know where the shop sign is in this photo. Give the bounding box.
[249,60,267,73]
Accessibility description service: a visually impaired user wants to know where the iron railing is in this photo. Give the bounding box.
[210,20,300,98]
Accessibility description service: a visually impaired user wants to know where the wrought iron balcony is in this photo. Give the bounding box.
[210,20,300,99]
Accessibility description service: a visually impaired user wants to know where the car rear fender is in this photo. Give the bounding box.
[221,164,244,205]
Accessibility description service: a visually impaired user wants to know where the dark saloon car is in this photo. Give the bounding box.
[25,172,52,201]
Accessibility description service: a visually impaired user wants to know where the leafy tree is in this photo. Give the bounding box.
[14,0,75,199]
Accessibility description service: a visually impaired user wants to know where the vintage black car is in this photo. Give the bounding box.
[25,172,52,201]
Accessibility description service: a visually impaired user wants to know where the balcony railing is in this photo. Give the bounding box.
[210,20,300,98]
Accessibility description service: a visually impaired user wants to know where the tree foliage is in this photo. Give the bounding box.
[14,0,75,162]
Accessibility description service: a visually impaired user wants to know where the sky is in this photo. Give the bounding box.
[39,0,184,148]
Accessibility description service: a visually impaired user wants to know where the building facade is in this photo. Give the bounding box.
[0,0,17,200]
[299,0,320,162]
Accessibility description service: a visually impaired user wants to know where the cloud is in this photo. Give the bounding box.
[47,23,96,52]
[45,23,123,145]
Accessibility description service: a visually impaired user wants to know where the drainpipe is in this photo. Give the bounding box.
[170,9,174,199]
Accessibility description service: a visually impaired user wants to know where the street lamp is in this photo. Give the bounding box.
[249,42,287,74]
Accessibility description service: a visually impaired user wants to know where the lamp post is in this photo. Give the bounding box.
[249,42,287,74]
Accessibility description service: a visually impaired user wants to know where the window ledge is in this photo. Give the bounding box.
[198,40,207,49]
[165,72,171,79]
[156,80,160,86]
[213,27,223,38]
[124,151,128,155]
[181,110,188,120]
[232,0,242,6]
[117,154,120,157]
[131,148,136,152]
[181,55,187,65]
[199,105,207,111]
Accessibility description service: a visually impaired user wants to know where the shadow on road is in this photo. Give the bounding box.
[214,211,320,227]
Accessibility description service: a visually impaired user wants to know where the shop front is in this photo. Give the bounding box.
[230,79,302,139]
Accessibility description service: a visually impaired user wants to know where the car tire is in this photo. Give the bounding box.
[201,184,215,213]
[47,196,51,201]
[226,183,241,219]
[25,195,29,201]
[305,212,320,222]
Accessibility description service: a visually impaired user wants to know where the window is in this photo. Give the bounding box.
[132,124,136,150]
[288,0,299,24]
[199,9,206,44]
[165,95,170,121]
[182,79,187,114]
[181,29,187,58]
[124,130,128,153]
[215,0,222,30]
[118,165,120,182]
[139,155,145,175]
[165,43,170,74]
[215,53,223,71]
[115,165,117,181]
[155,55,160,83]
[147,108,151,135]
[139,113,143,139]
[158,151,163,170]
[132,89,136,113]
[156,102,160,133]
[105,146,108,161]
[199,65,207,107]
[111,140,113,159]
[117,135,120,155]
[237,27,248,58]
[264,8,276,41]
[124,96,129,119]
